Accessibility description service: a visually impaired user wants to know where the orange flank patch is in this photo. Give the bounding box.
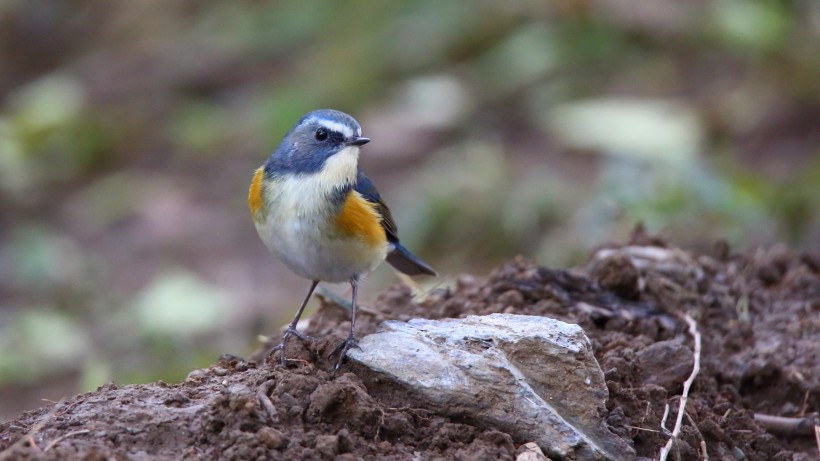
[335,191,387,247]
[248,167,265,219]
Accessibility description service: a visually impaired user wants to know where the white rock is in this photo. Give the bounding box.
[348,313,635,461]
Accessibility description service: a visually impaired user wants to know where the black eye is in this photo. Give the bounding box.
[315,128,328,141]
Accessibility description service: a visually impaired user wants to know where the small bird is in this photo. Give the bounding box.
[249,109,436,373]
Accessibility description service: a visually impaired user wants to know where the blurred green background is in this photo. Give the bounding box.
[1,0,818,420]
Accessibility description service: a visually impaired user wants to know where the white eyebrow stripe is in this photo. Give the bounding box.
[317,120,355,138]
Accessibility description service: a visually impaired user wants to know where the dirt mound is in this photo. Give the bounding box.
[1,235,818,460]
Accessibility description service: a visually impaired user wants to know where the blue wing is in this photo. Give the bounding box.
[354,171,436,276]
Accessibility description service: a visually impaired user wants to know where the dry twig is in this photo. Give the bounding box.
[685,412,708,461]
[0,399,64,460]
[754,413,820,436]
[800,389,810,417]
[625,425,662,434]
[257,379,279,423]
[43,430,90,452]
[814,425,820,458]
[658,313,701,461]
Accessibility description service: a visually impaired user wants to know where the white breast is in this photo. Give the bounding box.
[254,146,388,282]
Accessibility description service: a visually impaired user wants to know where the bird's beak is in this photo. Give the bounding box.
[346,136,370,146]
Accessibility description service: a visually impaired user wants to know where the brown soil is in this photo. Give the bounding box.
[1,233,818,460]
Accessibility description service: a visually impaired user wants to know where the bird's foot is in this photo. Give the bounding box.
[329,335,360,377]
[267,327,315,367]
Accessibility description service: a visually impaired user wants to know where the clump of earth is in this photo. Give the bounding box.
[1,231,818,460]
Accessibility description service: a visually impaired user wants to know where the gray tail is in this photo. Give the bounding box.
[386,243,437,276]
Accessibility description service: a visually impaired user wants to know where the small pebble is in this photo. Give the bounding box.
[257,426,288,449]
[212,367,229,376]
[315,434,339,457]
[498,290,524,306]
[731,446,745,460]
[186,369,206,381]
[516,442,546,461]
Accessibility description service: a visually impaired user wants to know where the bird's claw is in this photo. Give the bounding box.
[329,335,360,377]
[288,328,313,344]
[267,327,315,366]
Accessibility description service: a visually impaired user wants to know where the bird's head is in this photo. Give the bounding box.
[268,109,370,178]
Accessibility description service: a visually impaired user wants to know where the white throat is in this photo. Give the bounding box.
[268,146,360,219]
[319,145,359,189]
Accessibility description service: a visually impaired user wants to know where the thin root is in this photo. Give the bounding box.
[658,312,701,461]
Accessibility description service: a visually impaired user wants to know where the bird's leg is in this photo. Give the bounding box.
[330,276,361,376]
[268,280,319,366]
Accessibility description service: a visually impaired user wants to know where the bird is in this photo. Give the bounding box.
[249,109,436,374]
